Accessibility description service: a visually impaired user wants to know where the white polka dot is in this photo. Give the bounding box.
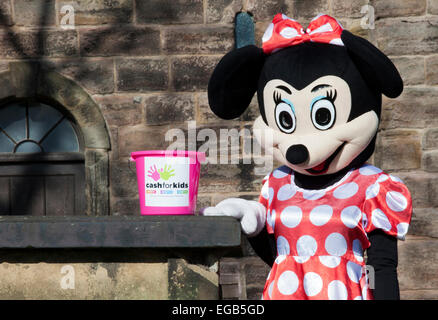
[397,222,409,239]
[340,206,362,228]
[346,261,363,284]
[352,239,364,263]
[354,296,362,300]
[268,187,274,206]
[371,208,392,232]
[280,206,302,228]
[386,191,408,212]
[325,233,347,256]
[277,271,299,295]
[280,26,299,39]
[293,256,310,263]
[329,38,344,46]
[302,189,325,200]
[268,281,274,298]
[328,280,348,300]
[309,205,333,226]
[359,165,382,176]
[275,255,286,264]
[303,272,323,297]
[272,167,290,179]
[262,23,274,43]
[277,236,290,255]
[267,209,276,231]
[377,174,389,183]
[389,175,403,183]
[277,184,296,201]
[319,255,341,268]
[365,183,379,200]
[261,181,269,199]
[333,182,359,199]
[296,235,318,256]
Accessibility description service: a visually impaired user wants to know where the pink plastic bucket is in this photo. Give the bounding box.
[130,150,206,215]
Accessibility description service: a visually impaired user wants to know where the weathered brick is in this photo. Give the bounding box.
[59,0,132,25]
[118,125,176,157]
[374,129,422,171]
[422,150,438,172]
[0,0,13,25]
[409,208,438,238]
[13,0,56,26]
[331,0,366,18]
[376,17,438,55]
[391,56,425,85]
[171,56,220,91]
[163,26,234,54]
[0,30,41,58]
[112,198,140,216]
[197,92,258,125]
[429,0,438,14]
[398,238,438,290]
[245,0,288,21]
[401,289,438,300]
[423,128,438,150]
[42,58,114,94]
[110,160,138,198]
[95,95,143,127]
[371,0,427,18]
[381,87,438,130]
[287,0,330,21]
[135,0,203,24]
[116,58,168,92]
[199,163,242,193]
[206,0,243,24]
[145,93,195,125]
[43,30,78,57]
[426,55,438,85]
[0,29,78,58]
[80,26,160,56]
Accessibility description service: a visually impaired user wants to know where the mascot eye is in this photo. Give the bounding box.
[275,102,296,134]
[311,99,336,130]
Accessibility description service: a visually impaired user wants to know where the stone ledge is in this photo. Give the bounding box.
[0,215,241,249]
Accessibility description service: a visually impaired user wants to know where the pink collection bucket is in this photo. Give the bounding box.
[130,150,206,215]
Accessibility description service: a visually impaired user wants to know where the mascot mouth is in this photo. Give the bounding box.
[305,142,346,175]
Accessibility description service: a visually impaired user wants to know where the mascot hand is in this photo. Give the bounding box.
[202,198,266,237]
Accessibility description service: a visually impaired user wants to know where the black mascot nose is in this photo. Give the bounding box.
[286,144,309,165]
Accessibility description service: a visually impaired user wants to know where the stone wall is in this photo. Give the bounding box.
[0,0,437,299]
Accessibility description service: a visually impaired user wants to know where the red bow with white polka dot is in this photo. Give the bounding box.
[262,13,345,55]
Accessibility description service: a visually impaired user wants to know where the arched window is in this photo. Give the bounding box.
[0,98,85,216]
[0,100,80,153]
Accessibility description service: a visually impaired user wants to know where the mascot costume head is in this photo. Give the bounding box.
[208,14,402,179]
[205,14,412,300]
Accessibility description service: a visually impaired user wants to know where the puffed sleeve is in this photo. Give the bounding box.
[362,174,412,240]
[259,174,274,234]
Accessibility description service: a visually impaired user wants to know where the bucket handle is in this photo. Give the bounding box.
[128,157,136,174]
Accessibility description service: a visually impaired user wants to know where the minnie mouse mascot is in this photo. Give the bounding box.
[203,14,412,300]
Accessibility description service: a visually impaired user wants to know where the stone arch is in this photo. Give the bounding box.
[0,61,111,215]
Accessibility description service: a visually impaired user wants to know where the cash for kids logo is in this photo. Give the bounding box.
[145,164,188,194]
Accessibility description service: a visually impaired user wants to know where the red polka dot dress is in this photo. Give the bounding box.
[259,164,412,300]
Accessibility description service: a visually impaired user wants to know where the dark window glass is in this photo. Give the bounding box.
[0,101,79,153]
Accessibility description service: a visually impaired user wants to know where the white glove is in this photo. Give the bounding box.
[202,198,266,237]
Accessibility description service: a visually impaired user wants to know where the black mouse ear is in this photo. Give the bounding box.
[341,30,403,98]
[208,45,265,120]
